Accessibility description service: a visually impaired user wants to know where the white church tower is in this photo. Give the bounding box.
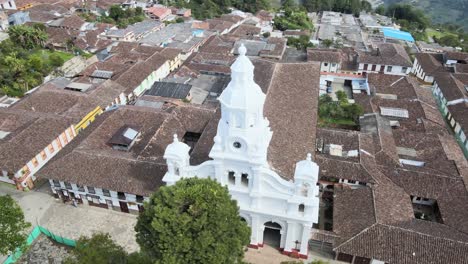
[163,44,320,259]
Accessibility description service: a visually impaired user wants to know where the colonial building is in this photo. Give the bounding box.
[161,45,320,258]
[358,43,412,76]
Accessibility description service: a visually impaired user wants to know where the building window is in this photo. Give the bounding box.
[87,186,95,194]
[64,182,72,190]
[56,139,62,150]
[22,166,30,175]
[233,142,241,149]
[386,66,393,72]
[52,180,61,187]
[402,67,408,73]
[118,192,126,200]
[40,151,47,160]
[228,171,235,185]
[136,195,144,203]
[241,173,248,187]
[61,133,68,144]
[299,204,305,213]
[48,144,55,153]
[348,180,356,184]
[77,185,85,192]
[103,189,111,197]
[32,158,39,168]
[363,64,368,70]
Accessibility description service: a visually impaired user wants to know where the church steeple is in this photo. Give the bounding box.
[210,44,272,166]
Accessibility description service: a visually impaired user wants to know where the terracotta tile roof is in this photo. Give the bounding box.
[0,109,74,171]
[359,43,412,67]
[414,53,446,75]
[38,105,216,196]
[256,10,273,22]
[307,49,342,63]
[147,6,171,19]
[231,24,261,37]
[445,51,468,62]
[434,72,467,101]
[60,14,85,30]
[264,62,320,178]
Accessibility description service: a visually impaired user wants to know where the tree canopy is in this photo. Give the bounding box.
[0,25,72,97]
[135,178,250,264]
[8,25,48,50]
[301,0,372,16]
[319,92,364,125]
[163,0,269,19]
[64,233,128,264]
[0,195,31,255]
[274,9,314,31]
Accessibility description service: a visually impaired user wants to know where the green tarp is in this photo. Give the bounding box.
[3,226,76,264]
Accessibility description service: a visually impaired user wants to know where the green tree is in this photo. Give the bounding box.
[322,39,333,48]
[109,5,124,21]
[7,25,48,50]
[64,233,128,264]
[0,195,31,255]
[375,5,385,15]
[336,90,348,103]
[135,178,250,264]
[49,53,65,67]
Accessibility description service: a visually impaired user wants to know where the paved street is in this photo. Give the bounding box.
[0,181,139,255]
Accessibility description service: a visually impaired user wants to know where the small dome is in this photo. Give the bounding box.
[218,44,266,110]
[230,43,254,74]
[164,134,190,159]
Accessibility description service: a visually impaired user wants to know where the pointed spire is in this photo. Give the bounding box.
[238,43,247,56]
[173,134,179,142]
[306,153,312,161]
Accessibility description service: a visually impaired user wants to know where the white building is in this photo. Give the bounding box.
[0,0,16,10]
[358,43,412,76]
[162,45,320,258]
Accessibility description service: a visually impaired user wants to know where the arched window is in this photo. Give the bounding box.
[241,173,248,187]
[228,171,235,185]
[298,204,305,213]
[175,167,180,176]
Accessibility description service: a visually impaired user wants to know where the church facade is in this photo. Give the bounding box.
[162,45,320,258]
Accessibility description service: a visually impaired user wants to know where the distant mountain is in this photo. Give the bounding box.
[383,0,468,29]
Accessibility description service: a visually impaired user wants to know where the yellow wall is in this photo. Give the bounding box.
[74,106,103,134]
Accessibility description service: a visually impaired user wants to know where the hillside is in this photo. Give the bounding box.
[384,0,468,29]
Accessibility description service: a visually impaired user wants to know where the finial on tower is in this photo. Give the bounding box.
[173,134,179,142]
[239,43,247,56]
[306,153,312,161]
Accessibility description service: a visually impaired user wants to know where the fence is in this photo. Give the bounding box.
[3,226,76,264]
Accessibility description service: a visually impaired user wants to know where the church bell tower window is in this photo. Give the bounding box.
[233,142,242,149]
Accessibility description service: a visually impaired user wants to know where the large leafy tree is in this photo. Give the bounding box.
[0,195,31,255]
[135,178,250,264]
[7,25,47,50]
[64,233,128,264]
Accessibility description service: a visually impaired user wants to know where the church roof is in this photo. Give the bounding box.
[264,62,321,179]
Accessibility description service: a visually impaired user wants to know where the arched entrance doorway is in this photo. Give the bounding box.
[263,221,282,248]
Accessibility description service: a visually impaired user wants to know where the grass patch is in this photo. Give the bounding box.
[0,181,17,190]
[426,28,457,40]
[31,50,74,63]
